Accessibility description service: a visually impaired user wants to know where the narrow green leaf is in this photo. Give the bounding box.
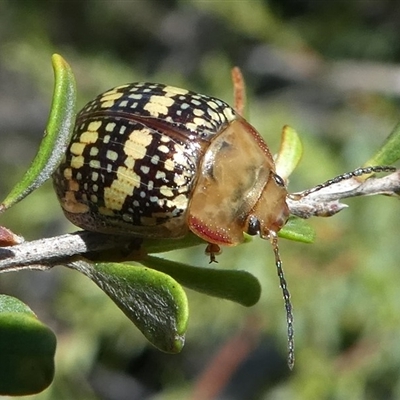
[364,121,400,167]
[0,294,36,315]
[143,232,206,254]
[0,54,76,212]
[68,259,189,353]
[275,125,303,180]
[140,255,261,307]
[0,295,56,396]
[142,231,252,255]
[279,216,316,243]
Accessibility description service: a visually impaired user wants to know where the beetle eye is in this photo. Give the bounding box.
[273,173,285,187]
[246,215,261,236]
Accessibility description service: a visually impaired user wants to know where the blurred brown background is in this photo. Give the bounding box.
[1,1,400,399]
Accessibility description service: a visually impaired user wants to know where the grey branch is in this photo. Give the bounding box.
[0,169,399,274]
[287,169,400,218]
[0,231,133,273]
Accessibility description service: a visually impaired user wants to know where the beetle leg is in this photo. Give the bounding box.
[205,243,221,263]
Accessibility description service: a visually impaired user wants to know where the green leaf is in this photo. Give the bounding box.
[143,232,206,254]
[275,125,303,180]
[0,54,76,212]
[140,255,261,307]
[141,231,252,255]
[364,121,400,167]
[68,259,189,353]
[0,295,56,396]
[279,216,316,243]
[0,294,37,315]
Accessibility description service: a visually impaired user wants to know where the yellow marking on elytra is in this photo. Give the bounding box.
[190,99,201,106]
[124,143,147,160]
[140,165,150,174]
[80,130,99,144]
[129,129,153,146]
[193,117,209,127]
[124,129,153,159]
[207,109,220,121]
[173,174,187,187]
[71,155,85,169]
[100,92,123,103]
[70,142,86,156]
[160,186,174,197]
[114,84,129,91]
[106,122,116,132]
[101,101,115,108]
[90,147,99,157]
[186,122,201,131]
[90,159,101,169]
[62,191,89,213]
[106,150,118,161]
[63,168,73,180]
[193,108,205,117]
[178,186,188,193]
[173,147,188,164]
[129,94,143,100]
[104,166,140,210]
[68,179,80,192]
[143,95,174,117]
[158,145,169,154]
[88,121,102,132]
[103,135,111,144]
[207,100,218,110]
[155,170,166,180]
[172,193,187,209]
[223,107,236,121]
[101,89,118,96]
[163,86,189,96]
[151,156,160,165]
[164,159,175,171]
[123,156,135,169]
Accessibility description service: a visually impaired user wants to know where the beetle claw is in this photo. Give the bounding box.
[205,243,221,263]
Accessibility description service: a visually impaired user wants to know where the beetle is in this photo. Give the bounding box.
[52,82,294,364]
[52,81,395,369]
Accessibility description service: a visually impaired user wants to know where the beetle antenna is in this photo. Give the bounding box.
[294,165,396,199]
[270,231,294,370]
